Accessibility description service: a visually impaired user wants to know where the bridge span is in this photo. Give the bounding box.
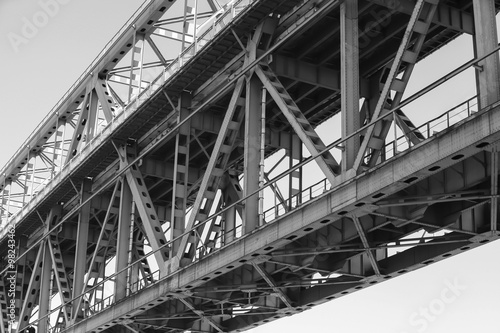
[1,0,500,332]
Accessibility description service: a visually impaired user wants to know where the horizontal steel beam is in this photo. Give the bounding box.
[367,0,474,34]
[271,54,370,96]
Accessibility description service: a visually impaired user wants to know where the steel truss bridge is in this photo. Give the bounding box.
[1,0,500,332]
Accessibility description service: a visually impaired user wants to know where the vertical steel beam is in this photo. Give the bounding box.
[4,183,11,222]
[0,182,5,224]
[51,115,61,175]
[58,119,67,172]
[222,172,242,245]
[170,92,192,256]
[473,0,500,109]
[72,178,92,320]
[128,32,145,102]
[94,79,115,123]
[181,0,191,51]
[129,228,142,293]
[288,135,302,210]
[86,89,99,142]
[115,178,133,301]
[0,277,7,333]
[243,75,263,234]
[341,0,360,172]
[491,147,498,232]
[66,90,90,163]
[193,0,199,53]
[259,86,267,226]
[37,242,52,333]
[223,190,237,244]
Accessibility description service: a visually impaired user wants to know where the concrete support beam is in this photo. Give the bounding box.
[473,0,500,109]
[341,0,360,172]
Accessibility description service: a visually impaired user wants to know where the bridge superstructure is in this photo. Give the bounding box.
[1,0,500,332]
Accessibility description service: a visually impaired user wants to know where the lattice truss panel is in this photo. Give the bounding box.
[1,0,500,332]
[0,0,249,223]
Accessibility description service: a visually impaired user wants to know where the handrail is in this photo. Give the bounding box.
[380,96,478,161]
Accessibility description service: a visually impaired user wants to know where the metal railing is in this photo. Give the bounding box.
[263,178,330,222]
[383,96,478,160]
[85,266,161,316]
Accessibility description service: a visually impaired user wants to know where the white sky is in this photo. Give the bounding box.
[1,1,499,332]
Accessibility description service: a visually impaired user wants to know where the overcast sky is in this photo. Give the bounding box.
[1,1,499,332]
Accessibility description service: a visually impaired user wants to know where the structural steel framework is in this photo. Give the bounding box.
[1,0,500,332]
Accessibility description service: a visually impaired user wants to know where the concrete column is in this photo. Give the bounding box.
[243,75,263,234]
[473,0,500,109]
[115,179,132,301]
[72,178,92,319]
[341,0,360,171]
